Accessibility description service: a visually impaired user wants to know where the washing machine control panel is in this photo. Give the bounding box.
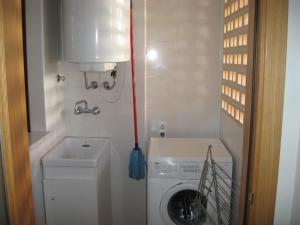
[150,161,179,178]
[148,161,204,179]
[180,163,203,180]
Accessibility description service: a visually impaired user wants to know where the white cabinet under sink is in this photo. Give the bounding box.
[42,137,112,225]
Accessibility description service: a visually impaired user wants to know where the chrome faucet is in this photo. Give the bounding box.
[74,100,100,115]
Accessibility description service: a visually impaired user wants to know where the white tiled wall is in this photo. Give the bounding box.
[28,0,227,225]
[146,0,223,139]
[26,0,64,132]
[62,1,146,225]
[43,0,64,132]
[26,0,65,225]
[64,65,146,225]
[26,0,47,131]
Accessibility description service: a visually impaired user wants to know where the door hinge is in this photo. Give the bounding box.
[248,192,255,206]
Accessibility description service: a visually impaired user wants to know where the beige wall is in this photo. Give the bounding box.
[218,0,243,223]
[146,0,223,140]
[219,112,243,224]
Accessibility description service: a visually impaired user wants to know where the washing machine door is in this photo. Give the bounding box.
[159,182,208,225]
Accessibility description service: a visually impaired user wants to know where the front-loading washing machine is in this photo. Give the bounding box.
[147,138,233,225]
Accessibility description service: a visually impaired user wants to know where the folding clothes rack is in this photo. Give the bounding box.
[190,145,239,225]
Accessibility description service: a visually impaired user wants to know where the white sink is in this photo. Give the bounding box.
[43,137,110,168]
[42,137,112,225]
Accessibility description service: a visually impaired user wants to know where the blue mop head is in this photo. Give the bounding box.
[129,144,145,180]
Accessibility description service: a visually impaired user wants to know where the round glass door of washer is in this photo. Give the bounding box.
[160,183,208,225]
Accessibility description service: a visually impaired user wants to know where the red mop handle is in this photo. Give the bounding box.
[130,1,139,146]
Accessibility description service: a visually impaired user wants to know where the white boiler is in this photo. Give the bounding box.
[62,0,130,71]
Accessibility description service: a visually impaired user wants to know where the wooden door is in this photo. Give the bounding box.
[245,0,289,224]
[221,0,289,224]
[0,0,35,224]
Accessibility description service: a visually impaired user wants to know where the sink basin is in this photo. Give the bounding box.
[42,137,112,225]
[43,137,110,168]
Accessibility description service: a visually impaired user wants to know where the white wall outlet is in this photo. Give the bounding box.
[159,121,167,138]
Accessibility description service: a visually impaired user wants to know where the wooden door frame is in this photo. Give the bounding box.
[242,0,289,224]
[0,0,35,224]
[237,0,257,223]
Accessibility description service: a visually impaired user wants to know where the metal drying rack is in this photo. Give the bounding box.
[190,145,239,225]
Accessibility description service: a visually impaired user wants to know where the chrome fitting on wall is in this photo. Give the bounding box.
[84,72,98,89]
[57,74,66,82]
[102,69,117,91]
[74,100,100,115]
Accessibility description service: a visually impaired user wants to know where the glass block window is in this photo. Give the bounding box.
[222,0,249,125]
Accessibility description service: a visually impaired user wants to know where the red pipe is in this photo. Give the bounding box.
[130,1,139,147]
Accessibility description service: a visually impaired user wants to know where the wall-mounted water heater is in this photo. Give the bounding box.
[62,0,130,72]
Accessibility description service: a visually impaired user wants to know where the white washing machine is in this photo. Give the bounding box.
[147,138,233,225]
